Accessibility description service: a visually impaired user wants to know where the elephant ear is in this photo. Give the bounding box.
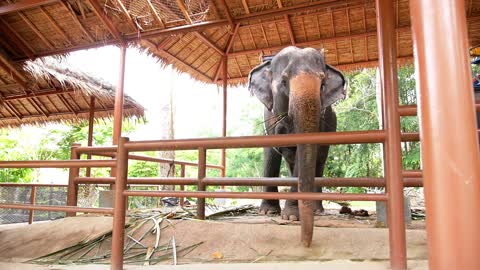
[321,64,347,110]
[248,61,273,111]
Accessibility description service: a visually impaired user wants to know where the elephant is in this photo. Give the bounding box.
[247,46,346,243]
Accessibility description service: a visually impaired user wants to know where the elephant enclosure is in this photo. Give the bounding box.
[0,209,428,269]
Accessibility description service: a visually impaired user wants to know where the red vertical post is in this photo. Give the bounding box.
[180,165,185,207]
[28,185,36,224]
[375,0,407,269]
[111,137,129,270]
[197,148,206,220]
[221,56,228,179]
[113,46,127,146]
[410,0,480,269]
[86,96,95,177]
[67,143,80,217]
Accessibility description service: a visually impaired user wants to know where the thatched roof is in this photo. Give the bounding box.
[0,0,480,86]
[0,56,144,128]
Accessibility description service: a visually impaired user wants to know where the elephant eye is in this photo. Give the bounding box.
[281,79,287,87]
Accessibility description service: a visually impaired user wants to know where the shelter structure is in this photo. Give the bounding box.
[0,1,479,270]
[0,57,144,128]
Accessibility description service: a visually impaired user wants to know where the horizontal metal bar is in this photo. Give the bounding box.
[0,183,67,187]
[0,160,116,168]
[124,131,387,151]
[92,152,223,170]
[402,170,422,177]
[75,177,422,187]
[75,146,118,154]
[0,203,113,214]
[124,190,388,201]
[398,104,480,116]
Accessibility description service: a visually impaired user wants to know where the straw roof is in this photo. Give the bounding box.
[0,56,144,128]
[0,0,480,86]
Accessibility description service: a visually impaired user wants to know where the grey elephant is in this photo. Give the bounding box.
[247,46,346,245]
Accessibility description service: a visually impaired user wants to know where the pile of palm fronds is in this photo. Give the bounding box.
[30,208,201,265]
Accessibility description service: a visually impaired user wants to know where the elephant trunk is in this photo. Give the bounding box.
[289,72,322,247]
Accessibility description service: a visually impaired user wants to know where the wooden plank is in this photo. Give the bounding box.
[146,0,165,28]
[0,0,57,15]
[114,0,138,31]
[86,0,123,41]
[176,0,192,24]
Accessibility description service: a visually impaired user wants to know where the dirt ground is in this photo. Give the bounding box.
[0,208,427,269]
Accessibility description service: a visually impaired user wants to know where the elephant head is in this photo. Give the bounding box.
[247,46,346,246]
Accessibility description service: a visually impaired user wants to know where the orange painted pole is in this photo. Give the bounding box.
[375,0,407,269]
[86,96,95,177]
[410,0,480,269]
[28,185,36,224]
[113,46,126,146]
[221,56,228,179]
[66,143,80,217]
[111,137,129,270]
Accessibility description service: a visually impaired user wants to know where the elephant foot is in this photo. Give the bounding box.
[258,200,281,215]
[314,200,325,215]
[281,200,299,221]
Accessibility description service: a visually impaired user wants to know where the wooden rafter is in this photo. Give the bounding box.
[193,32,225,56]
[0,0,57,16]
[218,0,235,29]
[3,88,75,101]
[114,0,138,31]
[146,0,165,28]
[4,101,23,120]
[17,11,55,49]
[276,0,283,8]
[59,1,95,43]
[0,54,27,88]
[87,0,123,41]
[176,0,193,24]
[40,6,73,45]
[284,15,295,45]
[58,94,77,115]
[241,0,250,14]
[0,18,35,59]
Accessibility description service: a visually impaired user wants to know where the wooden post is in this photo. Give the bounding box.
[86,96,95,177]
[67,143,80,217]
[221,56,228,179]
[28,185,36,224]
[113,46,127,145]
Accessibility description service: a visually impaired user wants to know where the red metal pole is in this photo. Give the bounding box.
[28,185,36,224]
[197,148,206,219]
[111,137,129,270]
[375,0,407,269]
[66,143,80,217]
[113,45,126,146]
[410,0,480,269]
[86,96,95,177]
[221,56,228,179]
[180,165,185,207]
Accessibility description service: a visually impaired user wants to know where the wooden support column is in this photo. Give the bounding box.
[113,46,126,145]
[221,56,228,178]
[376,0,407,269]
[410,0,480,269]
[86,96,95,177]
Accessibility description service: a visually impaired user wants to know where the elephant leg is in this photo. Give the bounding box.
[314,144,329,215]
[259,147,282,215]
[314,106,336,214]
[282,159,300,221]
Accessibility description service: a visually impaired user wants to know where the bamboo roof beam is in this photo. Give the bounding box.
[0,106,137,121]
[146,0,165,28]
[58,94,77,115]
[193,32,225,55]
[17,11,55,50]
[86,0,123,41]
[3,88,75,101]
[39,6,73,46]
[218,0,235,29]
[276,0,283,8]
[0,0,57,15]
[59,1,95,43]
[176,0,193,24]
[241,0,250,14]
[114,0,138,31]
[214,23,240,82]
[0,18,35,59]
[285,15,295,45]
[0,54,28,88]
[4,101,23,120]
